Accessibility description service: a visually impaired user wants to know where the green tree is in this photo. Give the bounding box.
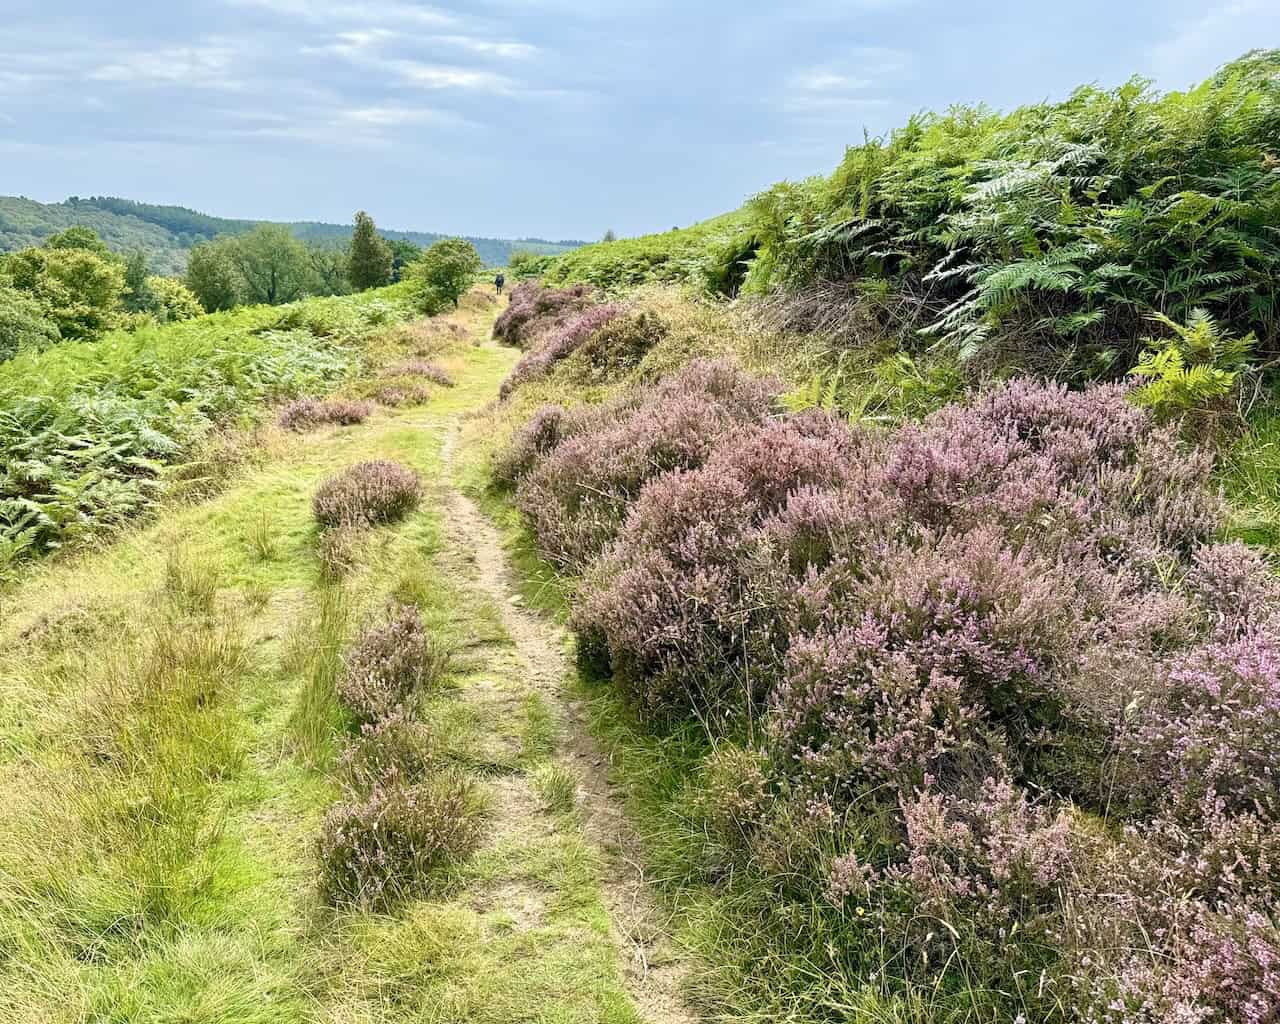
[3,245,125,340]
[348,210,393,291]
[406,238,482,311]
[146,276,205,323]
[44,225,112,255]
[308,243,351,296]
[229,225,312,306]
[0,282,60,361]
[185,240,244,312]
[388,238,421,282]
[123,250,154,312]
[602,229,617,242]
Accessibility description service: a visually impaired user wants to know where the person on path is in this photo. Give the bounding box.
[495,272,505,296]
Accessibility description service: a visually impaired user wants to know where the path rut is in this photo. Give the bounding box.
[439,423,696,1024]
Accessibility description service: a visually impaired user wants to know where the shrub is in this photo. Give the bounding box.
[373,384,430,408]
[516,359,777,568]
[316,772,486,909]
[0,282,60,361]
[336,604,447,726]
[312,460,421,530]
[278,397,373,431]
[492,404,575,488]
[338,710,441,792]
[492,280,594,350]
[499,303,622,399]
[388,360,455,386]
[404,238,482,312]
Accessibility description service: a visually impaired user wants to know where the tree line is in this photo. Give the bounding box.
[0,210,484,361]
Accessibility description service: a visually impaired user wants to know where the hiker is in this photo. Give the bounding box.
[495,272,505,296]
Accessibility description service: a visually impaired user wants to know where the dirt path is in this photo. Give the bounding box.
[439,422,696,1024]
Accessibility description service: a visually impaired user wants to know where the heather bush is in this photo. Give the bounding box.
[387,359,455,387]
[516,359,777,569]
[565,308,669,385]
[277,397,373,431]
[499,303,622,399]
[316,771,485,908]
[373,383,430,407]
[492,280,594,350]
[338,710,441,793]
[491,404,576,488]
[312,460,421,529]
[337,604,447,726]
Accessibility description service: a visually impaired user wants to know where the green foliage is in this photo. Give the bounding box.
[744,50,1280,364]
[406,238,483,311]
[2,242,126,340]
[123,249,151,312]
[782,351,965,423]
[508,249,557,280]
[145,275,204,323]
[1,194,586,274]
[0,289,408,576]
[1129,308,1255,417]
[308,242,351,296]
[348,210,393,291]
[229,225,312,306]
[43,224,112,255]
[0,281,60,360]
[185,240,245,312]
[544,212,751,293]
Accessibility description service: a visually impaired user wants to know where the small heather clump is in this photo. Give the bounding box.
[278,397,373,431]
[373,383,430,408]
[499,303,622,399]
[492,404,577,488]
[336,604,447,725]
[312,460,421,529]
[388,360,455,387]
[492,280,595,350]
[316,772,486,909]
[338,709,441,793]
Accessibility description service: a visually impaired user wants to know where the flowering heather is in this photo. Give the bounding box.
[373,383,430,407]
[312,460,421,529]
[338,710,440,793]
[337,604,446,726]
[516,359,777,569]
[316,772,485,909]
[502,366,1280,1021]
[277,397,373,431]
[388,360,455,387]
[492,281,594,350]
[499,303,622,399]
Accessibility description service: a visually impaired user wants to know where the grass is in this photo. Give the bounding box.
[0,289,648,1023]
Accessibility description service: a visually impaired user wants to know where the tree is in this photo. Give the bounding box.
[388,238,421,282]
[602,229,617,242]
[123,250,154,312]
[3,244,126,340]
[348,210,393,291]
[44,225,112,255]
[309,242,351,296]
[0,282,60,361]
[405,238,483,311]
[146,276,204,323]
[228,225,312,306]
[185,240,244,312]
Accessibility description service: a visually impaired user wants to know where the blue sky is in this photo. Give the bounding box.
[1,1,1275,240]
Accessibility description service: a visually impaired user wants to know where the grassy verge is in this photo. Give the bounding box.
[0,292,644,1023]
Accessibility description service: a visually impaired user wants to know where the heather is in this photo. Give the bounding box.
[491,280,595,350]
[337,604,448,726]
[499,302,622,399]
[499,365,1280,1021]
[277,397,373,431]
[312,460,422,529]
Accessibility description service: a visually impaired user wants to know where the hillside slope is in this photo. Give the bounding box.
[0,195,586,274]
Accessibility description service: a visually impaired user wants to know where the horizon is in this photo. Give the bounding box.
[3,1,1276,240]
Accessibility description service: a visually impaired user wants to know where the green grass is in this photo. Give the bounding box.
[0,292,647,1024]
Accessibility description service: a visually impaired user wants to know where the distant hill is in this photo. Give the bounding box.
[0,195,585,274]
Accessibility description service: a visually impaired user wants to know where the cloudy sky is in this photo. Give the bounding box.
[1,1,1274,240]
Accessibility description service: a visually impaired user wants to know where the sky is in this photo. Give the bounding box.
[1,0,1275,241]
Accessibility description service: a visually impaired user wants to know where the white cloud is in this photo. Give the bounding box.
[783,46,911,116]
[1146,1,1278,88]
[89,43,243,89]
[226,0,456,28]
[438,36,538,59]
[390,60,515,93]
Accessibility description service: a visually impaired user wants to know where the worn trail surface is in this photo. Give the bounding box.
[439,419,695,1024]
